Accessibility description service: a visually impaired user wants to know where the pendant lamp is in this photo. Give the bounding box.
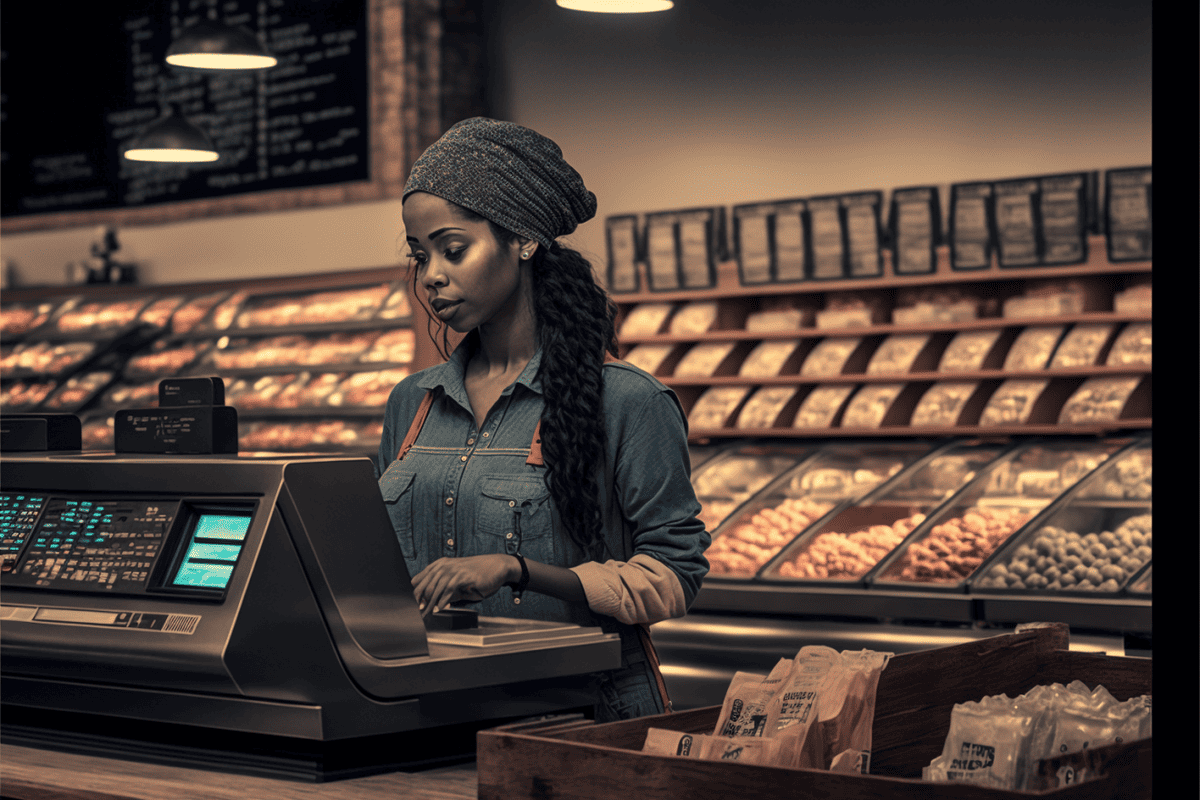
[556,0,674,11]
[165,19,278,71]
[122,106,219,163]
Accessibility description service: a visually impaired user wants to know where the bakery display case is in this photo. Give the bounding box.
[703,440,932,579]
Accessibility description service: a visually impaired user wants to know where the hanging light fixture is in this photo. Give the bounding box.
[165,18,278,71]
[556,0,673,10]
[122,106,219,163]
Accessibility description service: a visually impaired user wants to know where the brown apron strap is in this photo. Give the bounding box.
[526,352,623,467]
[396,391,435,461]
[636,623,673,713]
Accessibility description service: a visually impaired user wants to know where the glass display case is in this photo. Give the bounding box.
[869,438,1126,590]
[703,440,932,578]
[763,440,1012,583]
[690,443,814,533]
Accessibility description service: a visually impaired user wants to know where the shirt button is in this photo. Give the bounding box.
[460,455,468,462]
[447,538,454,547]
[467,438,475,445]
[508,501,515,508]
[482,432,490,438]
[505,532,513,539]
[445,497,454,506]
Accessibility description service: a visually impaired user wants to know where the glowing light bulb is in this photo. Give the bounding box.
[556,0,674,12]
[123,148,220,163]
[165,52,278,70]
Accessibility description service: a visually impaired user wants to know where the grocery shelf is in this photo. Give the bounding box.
[688,420,1152,441]
[662,366,1149,386]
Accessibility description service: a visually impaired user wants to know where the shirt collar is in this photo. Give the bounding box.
[416,330,545,401]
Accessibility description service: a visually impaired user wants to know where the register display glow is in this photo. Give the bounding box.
[171,514,251,589]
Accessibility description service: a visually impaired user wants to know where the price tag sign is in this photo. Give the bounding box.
[1039,173,1088,265]
[950,182,994,270]
[891,186,940,275]
[808,197,845,279]
[842,192,884,277]
[678,210,717,289]
[773,201,808,282]
[645,214,681,291]
[994,179,1040,267]
[1105,166,1152,262]
[733,204,773,285]
[605,215,641,293]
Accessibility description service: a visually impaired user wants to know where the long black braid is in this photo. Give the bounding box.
[409,207,619,560]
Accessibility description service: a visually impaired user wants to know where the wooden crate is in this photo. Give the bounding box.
[477,624,1151,799]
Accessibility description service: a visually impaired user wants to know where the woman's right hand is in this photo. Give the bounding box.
[411,554,518,615]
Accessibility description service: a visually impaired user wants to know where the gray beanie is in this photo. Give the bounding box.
[403,117,597,250]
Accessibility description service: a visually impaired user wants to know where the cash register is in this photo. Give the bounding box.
[0,426,620,779]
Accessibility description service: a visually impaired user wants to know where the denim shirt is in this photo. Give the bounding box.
[376,336,710,631]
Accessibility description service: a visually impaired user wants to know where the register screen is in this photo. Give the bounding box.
[171,514,252,589]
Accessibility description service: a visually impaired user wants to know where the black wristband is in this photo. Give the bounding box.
[507,553,529,604]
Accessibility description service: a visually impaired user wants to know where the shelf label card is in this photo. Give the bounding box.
[994,180,1040,267]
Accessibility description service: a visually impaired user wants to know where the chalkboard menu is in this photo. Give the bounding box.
[2,1,371,221]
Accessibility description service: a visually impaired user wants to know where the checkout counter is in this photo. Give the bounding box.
[0,451,621,781]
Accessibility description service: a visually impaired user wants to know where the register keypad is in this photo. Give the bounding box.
[10,499,178,593]
[0,493,47,573]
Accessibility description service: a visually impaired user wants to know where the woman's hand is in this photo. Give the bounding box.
[412,554,517,615]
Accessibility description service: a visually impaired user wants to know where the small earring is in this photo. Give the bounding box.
[521,251,531,259]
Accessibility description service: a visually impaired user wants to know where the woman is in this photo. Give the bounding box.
[378,117,709,722]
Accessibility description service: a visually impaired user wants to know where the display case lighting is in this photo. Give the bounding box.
[557,0,674,12]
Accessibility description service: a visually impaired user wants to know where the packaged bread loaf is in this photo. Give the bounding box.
[739,339,802,377]
[40,371,115,411]
[882,506,1033,584]
[976,513,1152,592]
[1049,324,1114,368]
[866,334,929,375]
[668,301,719,334]
[705,497,834,576]
[622,343,675,375]
[745,308,807,333]
[619,303,674,337]
[1003,326,1065,370]
[841,384,903,428]
[817,292,888,329]
[793,385,855,428]
[893,287,985,324]
[911,382,978,426]
[939,329,1002,372]
[980,380,1048,426]
[736,387,799,429]
[1104,323,1151,366]
[801,338,861,376]
[687,386,751,428]
[675,342,737,377]
[773,513,925,580]
[171,292,229,335]
[1058,376,1142,424]
[1113,284,1151,315]
[360,329,415,364]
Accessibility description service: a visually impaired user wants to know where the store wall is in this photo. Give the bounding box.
[0,0,1150,289]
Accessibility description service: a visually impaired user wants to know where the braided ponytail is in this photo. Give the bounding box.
[529,243,619,559]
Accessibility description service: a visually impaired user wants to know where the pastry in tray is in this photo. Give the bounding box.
[327,368,410,407]
[840,384,904,428]
[0,380,57,410]
[203,291,250,332]
[910,382,978,427]
[704,497,835,577]
[792,385,855,429]
[360,329,415,364]
[171,292,230,335]
[1003,326,1065,371]
[53,297,151,333]
[879,506,1034,584]
[377,286,413,319]
[125,343,207,377]
[687,386,751,429]
[771,513,925,581]
[40,371,115,411]
[138,296,188,329]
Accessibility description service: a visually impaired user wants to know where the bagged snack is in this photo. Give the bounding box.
[923,695,1036,789]
[814,649,891,773]
[643,728,705,758]
[763,646,845,768]
[714,659,793,738]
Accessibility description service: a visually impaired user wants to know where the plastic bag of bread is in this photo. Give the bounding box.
[812,649,892,773]
[1104,322,1151,366]
[669,301,719,334]
[939,329,1002,372]
[980,380,1048,426]
[1058,376,1142,424]
[801,338,860,377]
[623,343,675,375]
[643,730,786,765]
[739,339,802,377]
[761,646,844,769]
[841,384,903,428]
[866,334,929,375]
[714,660,793,738]
[675,342,736,377]
[745,308,806,333]
[619,303,674,337]
[736,386,798,429]
[687,386,750,428]
[911,382,978,427]
[792,385,854,429]
[1049,324,1113,368]
[1003,326,1065,371]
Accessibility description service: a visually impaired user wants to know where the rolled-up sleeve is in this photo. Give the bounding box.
[575,379,709,621]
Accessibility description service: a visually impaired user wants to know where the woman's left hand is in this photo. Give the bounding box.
[412,554,516,615]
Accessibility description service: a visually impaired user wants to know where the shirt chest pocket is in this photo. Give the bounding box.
[478,476,556,563]
[379,466,418,560]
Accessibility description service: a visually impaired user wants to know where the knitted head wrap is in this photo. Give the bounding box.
[403,117,597,250]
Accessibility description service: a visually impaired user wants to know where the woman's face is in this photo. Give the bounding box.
[403,192,534,334]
